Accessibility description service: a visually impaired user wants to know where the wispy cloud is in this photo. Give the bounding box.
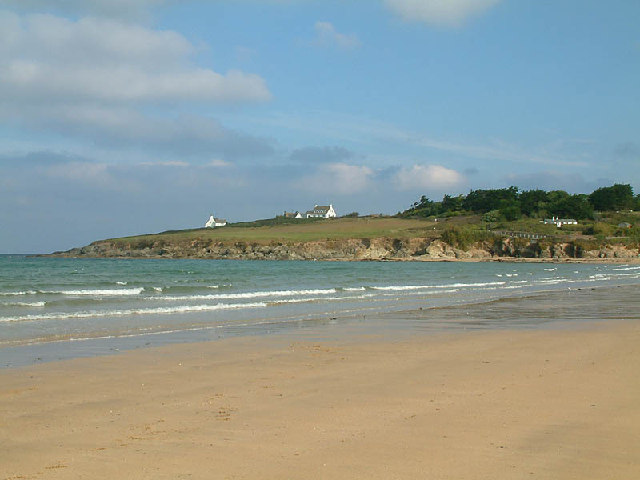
[0,0,167,20]
[4,104,276,160]
[289,145,356,164]
[254,111,591,169]
[313,21,361,50]
[383,0,503,27]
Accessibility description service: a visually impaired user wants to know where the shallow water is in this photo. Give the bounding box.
[1,256,639,367]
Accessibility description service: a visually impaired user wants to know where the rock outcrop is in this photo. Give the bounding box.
[49,236,639,262]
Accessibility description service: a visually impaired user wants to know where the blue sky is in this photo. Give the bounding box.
[1,0,638,253]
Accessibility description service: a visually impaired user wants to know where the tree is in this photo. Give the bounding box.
[500,204,522,221]
[441,194,464,212]
[550,194,593,220]
[588,184,634,211]
[519,189,549,217]
[463,187,519,213]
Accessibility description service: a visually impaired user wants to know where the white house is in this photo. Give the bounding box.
[283,211,303,219]
[542,217,578,228]
[305,204,337,219]
[205,214,227,228]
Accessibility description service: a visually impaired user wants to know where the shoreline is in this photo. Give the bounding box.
[35,253,640,263]
[3,282,639,369]
[40,234,640,263]
[2,288,639,478]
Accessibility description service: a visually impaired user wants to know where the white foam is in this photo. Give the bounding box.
[536,279,566,285]
[1,302,267,323]
[2,301,46,307]
[371,285,430,291]
[42,288,144,296]
[371,281,505,291]
[116,281,128,285]
[343,287,367,291]
[0,290,37,296]
[155,288,337,302]
[267,293,377,306]
[450,281,507,287]
[589,274,612,280]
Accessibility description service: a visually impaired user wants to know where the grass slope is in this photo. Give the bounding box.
[105,217,444,247]
[99,213,639,250]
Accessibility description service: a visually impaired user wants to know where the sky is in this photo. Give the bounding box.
[0,0,639,253]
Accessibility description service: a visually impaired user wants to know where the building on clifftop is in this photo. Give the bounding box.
[542,217,577,228]
[283,211,303,219]
[305,204,337,218]
[205,215,227,228]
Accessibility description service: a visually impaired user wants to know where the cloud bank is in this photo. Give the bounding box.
[0,13,271,105]
[393,164,465,191]
[0,10,273,160]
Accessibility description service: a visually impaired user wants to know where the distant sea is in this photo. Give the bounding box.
[1,255,639,367]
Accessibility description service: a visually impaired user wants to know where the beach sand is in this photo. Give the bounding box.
[2,290,640,479]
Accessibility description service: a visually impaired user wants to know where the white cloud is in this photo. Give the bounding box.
[0,11,273,160]
[0,0,167,20]
[384,0,502,27]
[313,21,361,50]
[299,162,373,195]
[139,160,190,167]
[0,0,310,19]
[0,13,271,105]
[209,159,232,167]
[43,161,119,188]
[393,164,465,191]
[4,103,275,159]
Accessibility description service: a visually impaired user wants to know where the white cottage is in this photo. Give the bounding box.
[542,217,578,228]
[205,215,227,228]
[305,204,337,219]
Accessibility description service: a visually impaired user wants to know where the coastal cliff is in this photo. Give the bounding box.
[50,236,639,262]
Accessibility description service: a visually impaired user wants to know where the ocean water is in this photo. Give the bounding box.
[1,255,639,366]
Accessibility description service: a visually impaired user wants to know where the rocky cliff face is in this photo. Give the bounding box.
[51,237,639,262]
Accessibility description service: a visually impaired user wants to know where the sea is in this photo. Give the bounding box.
[1,255,640,367]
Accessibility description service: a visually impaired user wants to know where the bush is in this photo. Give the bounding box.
[482,210,502,223]
[440,226,492,249]
[583,222,614,236]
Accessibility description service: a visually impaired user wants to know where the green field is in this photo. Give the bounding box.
[106,217,446,246]
[101,212,639,250]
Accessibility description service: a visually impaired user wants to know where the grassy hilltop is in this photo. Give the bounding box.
[92,210,640,257]
[54,183,640,260]
[107,217,444,248]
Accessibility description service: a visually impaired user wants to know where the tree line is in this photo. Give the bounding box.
[401,184,638,221]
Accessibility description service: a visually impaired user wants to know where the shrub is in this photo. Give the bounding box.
[440,226,492,249]
[482,210,502,223]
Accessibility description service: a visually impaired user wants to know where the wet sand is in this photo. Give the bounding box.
[2,287,639,479]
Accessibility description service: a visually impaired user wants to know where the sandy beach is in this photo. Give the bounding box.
[2,289,640,479]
